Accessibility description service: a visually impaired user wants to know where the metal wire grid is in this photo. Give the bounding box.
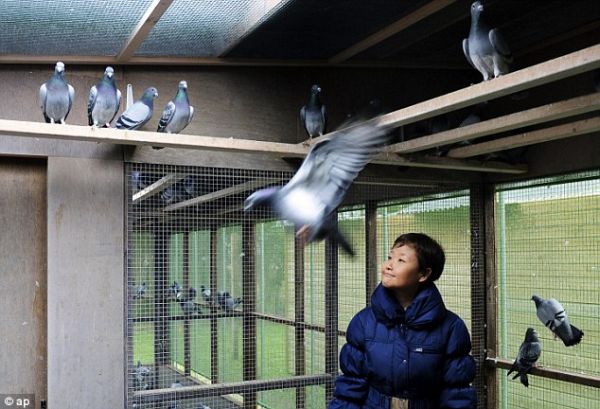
[1,0,154,55]
[495,170,600,409]
[126,161,475,409]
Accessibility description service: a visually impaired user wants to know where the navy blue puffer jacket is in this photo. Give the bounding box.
[329,283,476,409]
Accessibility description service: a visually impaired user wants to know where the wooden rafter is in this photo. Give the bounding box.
[389,92,600,154]
[132,173,186,203]
[328,0,458,64]
[305,43,600,146]
[371,154,527,174]
[116,0,175,63]
[447,117,600,158]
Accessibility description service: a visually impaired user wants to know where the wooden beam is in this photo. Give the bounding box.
[116,0,175,62]
[390,92,600,154]
[372,154,527,174]
[328,0,458,64]
[306,44,600,146]
[487,358,600,388]
[132,173,186,203]
[448,117,600,158]
[163,179,273,212]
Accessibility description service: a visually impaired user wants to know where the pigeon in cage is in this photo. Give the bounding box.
[177,287,200,316]
[133,282,147,299]
[531,295,584,346]
[507,327,542,387]
[156,80,194,136]
[463,1,513,81]
[161,183,187,205]
[195,404,211,409]
[133,361,152,390]
[244,119,392,256]
[88,66,121,128]
[168,281,183,300]
[114,87,158,130]
[200,285,212,306]
[217,291,243,312]
[39,61,75,124]
[300,84,327,138]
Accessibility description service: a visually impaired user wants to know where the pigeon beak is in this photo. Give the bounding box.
[477,3,483,12]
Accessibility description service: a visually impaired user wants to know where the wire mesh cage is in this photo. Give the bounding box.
[125,161,476,409]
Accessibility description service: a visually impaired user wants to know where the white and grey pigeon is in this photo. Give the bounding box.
[157,80,194,135]
[39,61,75,124]
[532,294,584,347]
[88,66,121,127]
[177,287,200,316]
[244,120,391,256]
[169,281,183,300]
[134,361,151,390]
[114,87,158,130]
[200,284,212,305]
[218,291,243,312]
[463,1,513,81]
[300,84,327,138]
[507,328,542,387]
[133,282,147,299]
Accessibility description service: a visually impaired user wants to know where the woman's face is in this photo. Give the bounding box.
[381,244,428,290]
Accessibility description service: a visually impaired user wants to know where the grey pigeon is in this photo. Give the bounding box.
[217,291,242,312]
[300,84,327,138]
[88,66,121,127]
[244,120,391,255]
[157,80,194,134]
[39,61,75,124]
[463,1,513,81]
[507,328,542,387]
[177,287,199,316]
[532,294,583,346]
[114,87,158,130]
[169,281,183,300]
[161,183,187,205]
[133,361,151,390]
[196,404,211,409]
[133,282,147,299]
[200,284,212,305]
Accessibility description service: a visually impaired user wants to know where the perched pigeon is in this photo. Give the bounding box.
[134,361,151,390]
[463,1,513,81]
[217,291,243,312]
[507,328,542,387]
[161,183,187,205]
[300,84,327,138]
[131,171,156,191]
[157,80,194,134]
[169,281,183,300]
[244,120,391,255]
[88,66,121,127]
[200,284,212,305]
[133,282,147,299]
[114,87,158,130]
[39,62,75,124]
[532,295,584,346]
[177,287,200,316]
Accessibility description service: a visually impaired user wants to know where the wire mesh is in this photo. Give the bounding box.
[126,161,474,409]
[495,170,600,409]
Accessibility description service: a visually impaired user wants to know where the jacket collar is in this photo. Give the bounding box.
[370,283,447,328]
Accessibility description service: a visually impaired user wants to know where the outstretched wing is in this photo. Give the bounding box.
[157,101,176,132]
[284,121,390,215]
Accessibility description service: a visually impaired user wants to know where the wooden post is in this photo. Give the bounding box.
[153,224,169,388]
[242,221,257,409]
[365,201,379,305]
[182,231,191,376]
[325,213,339,403]
[209,226,219,384]
[295,235,306,409]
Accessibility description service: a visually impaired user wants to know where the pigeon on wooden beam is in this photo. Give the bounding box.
[39,61,75,124]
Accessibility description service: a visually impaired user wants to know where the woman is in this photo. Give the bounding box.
[329,233,476,409]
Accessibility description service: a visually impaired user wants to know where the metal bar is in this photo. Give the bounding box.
[209,226,219,384]
[294,235,306,409]
[182,231,191,376]
[365,201,379,305]
[153,224,169,390]
[242,221,257,409]
[325,213,340,402]
[487,358,600,388]
[134,374,332,401]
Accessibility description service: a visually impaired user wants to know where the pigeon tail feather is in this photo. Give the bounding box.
[563,324,584,346]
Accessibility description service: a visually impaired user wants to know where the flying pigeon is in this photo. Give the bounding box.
[88,66,121,127]
[39,61,75,124]
[300,84,327,138]
[507,328,542,387]
[157,80,194,135]
[463,1,513,81]
[244,120,391,255]
[114,87,158,130]
[532,294,584,346]
[133,282,147,299]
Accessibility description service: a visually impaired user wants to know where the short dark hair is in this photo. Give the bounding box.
[393,233,445,283]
